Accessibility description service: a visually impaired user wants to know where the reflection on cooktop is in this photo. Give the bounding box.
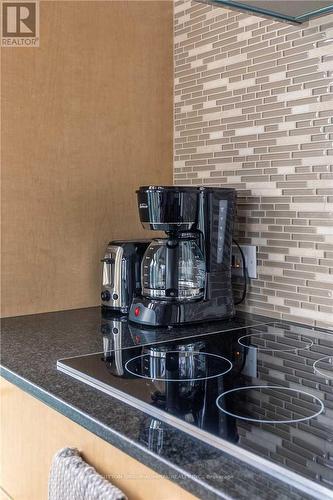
[314,355,333,380]
[124,349,232,382]
[237,330,313,352]
[216,386,324,424]
[57,321,333,494]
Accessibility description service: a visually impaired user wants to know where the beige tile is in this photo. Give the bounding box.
[175,3,333,325]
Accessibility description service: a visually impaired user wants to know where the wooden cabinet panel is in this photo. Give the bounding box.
[0,378,196,500]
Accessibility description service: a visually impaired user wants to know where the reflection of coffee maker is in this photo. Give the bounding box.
[129,186,236,326]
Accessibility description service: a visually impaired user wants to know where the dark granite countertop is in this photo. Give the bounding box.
[1,307,331,500]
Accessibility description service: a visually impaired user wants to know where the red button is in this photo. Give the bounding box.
[134,306,140,317]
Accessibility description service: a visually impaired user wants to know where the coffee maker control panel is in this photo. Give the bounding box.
[217,200,228,264]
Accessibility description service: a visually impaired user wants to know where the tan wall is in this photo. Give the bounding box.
[174,1,333,329]
[1,1,173,317]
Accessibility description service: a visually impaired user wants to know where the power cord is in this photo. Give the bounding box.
[232,239,247,305]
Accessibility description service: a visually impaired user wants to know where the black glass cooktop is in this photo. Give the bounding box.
[57,320,333,496]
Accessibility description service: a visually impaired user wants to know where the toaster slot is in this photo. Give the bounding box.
[101,257,114,287]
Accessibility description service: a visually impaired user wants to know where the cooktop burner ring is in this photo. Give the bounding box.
[124,351,233,382]
[237,331,313,352]
[216,385,324,424]
[313,356,333,380]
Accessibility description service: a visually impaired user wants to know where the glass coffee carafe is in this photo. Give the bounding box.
[141,236,206,301]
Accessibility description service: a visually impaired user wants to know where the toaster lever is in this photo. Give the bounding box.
[101,258,114,264]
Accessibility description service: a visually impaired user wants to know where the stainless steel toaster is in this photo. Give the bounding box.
[101,240,150,314]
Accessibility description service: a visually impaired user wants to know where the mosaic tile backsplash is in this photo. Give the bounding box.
[174,1,333,330]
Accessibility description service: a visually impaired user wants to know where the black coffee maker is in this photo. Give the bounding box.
[128,186,236,326]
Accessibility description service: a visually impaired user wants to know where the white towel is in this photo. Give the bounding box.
[48,447,127,500]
